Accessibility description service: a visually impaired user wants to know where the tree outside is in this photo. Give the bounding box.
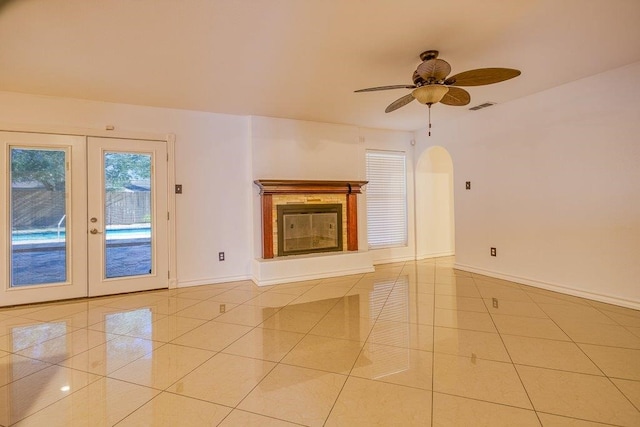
[11,149,151,190]
[11,149,65,190]
[104,152,151,190]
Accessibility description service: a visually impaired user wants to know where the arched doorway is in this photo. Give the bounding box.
[415,146,455,259]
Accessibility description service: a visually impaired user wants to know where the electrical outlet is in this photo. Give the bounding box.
[465,181,471,190]
[490,247,496,257]
[219,304,226,313]
[492,298,499,308]
[218,252,225,261]
[175,184,183,194]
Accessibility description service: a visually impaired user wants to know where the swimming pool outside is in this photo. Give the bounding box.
[12,224,151,244]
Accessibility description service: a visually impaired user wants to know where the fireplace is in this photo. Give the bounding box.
[254,180,367,259]
[277,204,343,256]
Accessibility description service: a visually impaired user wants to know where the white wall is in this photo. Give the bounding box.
[414,61,640,308]
[0,91,254,286]
[251,116,363,181]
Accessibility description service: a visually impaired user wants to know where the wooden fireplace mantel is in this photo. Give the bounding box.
[254,180,367,195]
[254,180,368,259]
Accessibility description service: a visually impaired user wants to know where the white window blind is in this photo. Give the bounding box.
[366,151,407,249]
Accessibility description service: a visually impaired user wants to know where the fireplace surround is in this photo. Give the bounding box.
[254,180,367,259]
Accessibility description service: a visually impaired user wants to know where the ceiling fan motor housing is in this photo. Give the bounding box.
[419,50,439,61]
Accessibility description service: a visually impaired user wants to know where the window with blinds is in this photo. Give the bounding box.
[365,150,408,249]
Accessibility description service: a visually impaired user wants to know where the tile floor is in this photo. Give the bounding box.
[0,257,639,426]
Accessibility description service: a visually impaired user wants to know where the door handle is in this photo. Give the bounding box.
[89,228,103,234]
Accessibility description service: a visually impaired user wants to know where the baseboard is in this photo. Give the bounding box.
[373,251,455,264]
[454,263,640,311]
[177,274,252,288]
[416,251,455,260]
[372,255,416,265]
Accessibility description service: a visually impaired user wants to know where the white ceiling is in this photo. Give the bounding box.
[1,0,639,131]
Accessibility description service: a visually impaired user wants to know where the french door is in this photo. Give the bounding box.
[1,132,168,306]
[87,136,168,297]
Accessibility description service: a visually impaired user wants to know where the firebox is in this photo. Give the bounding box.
[277,204,343,256]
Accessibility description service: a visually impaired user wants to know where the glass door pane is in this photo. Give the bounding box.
[104,152,152,279]
[10,148,68,286]
[1,131,87,307]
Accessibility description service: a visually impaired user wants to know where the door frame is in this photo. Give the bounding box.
[0,124,177,306]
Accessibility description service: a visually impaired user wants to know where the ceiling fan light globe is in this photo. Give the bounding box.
[412,85,449,105]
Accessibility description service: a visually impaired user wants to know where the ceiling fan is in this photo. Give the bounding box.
[355,50,521,135]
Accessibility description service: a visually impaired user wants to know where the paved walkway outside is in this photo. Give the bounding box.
[11,240,151,286]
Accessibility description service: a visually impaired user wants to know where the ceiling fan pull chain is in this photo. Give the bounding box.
[428,104,432,136]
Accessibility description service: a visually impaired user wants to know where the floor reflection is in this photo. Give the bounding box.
[0,258,638,426]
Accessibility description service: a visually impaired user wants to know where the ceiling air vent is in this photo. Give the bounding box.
[469,102,496,111]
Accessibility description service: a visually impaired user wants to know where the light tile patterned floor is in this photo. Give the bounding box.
[1,257,639,426]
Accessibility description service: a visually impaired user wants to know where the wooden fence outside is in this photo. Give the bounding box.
[12,189,151,229]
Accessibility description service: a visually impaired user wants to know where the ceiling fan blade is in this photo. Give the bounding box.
[355,84,416,93]
[416,59,451,81]
[440,87,471,106]
[445,68,521,86]
[385,94,415,113]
